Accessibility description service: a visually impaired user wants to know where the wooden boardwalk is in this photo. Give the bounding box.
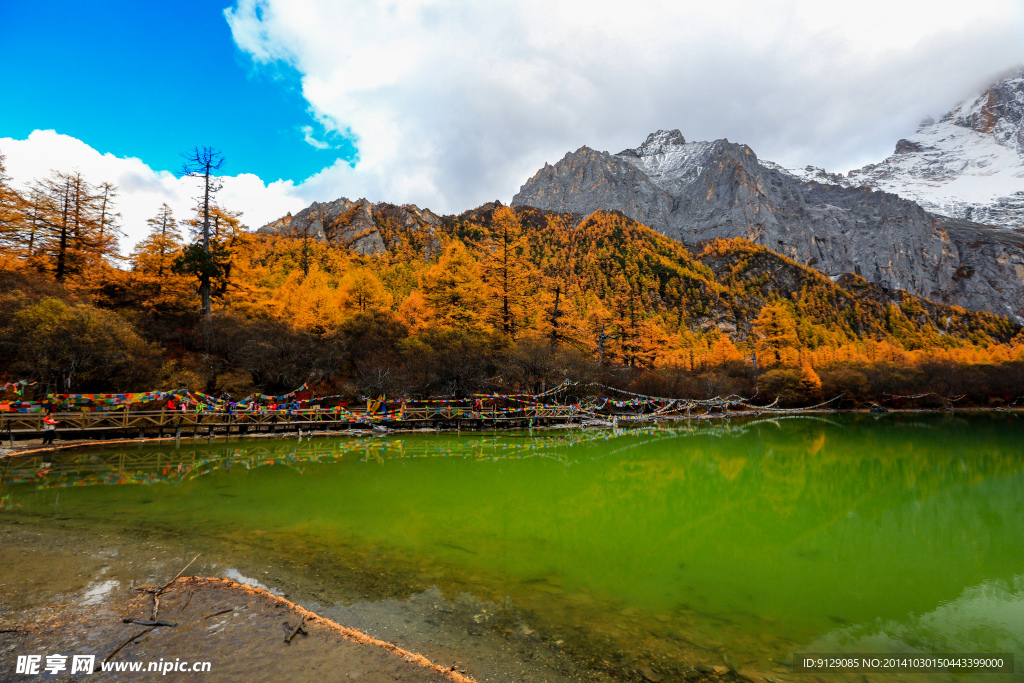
[0,405,579,442]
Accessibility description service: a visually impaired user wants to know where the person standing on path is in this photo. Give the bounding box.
[41,410,58,445]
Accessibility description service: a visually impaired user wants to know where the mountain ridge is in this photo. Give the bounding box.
[783,68,1024,229]
[510,128,1024,323]
[258,70,1024,325]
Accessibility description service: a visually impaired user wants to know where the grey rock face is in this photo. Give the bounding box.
[258,197,442,256]
[512,129,1024,322]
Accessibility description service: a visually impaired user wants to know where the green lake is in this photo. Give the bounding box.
[3,413,1023,676]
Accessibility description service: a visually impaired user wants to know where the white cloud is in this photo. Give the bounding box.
[0,130,308,252]
[301,125,331,150]
[225,0,1024,212]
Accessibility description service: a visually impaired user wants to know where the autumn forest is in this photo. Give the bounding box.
[2,151,1024,408]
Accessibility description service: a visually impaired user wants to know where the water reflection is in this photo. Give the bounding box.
[808,574,1024,658]
[1,421,760,490]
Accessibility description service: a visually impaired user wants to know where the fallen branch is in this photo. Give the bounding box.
[122,619,176,627]
[158,553,201,594]
[147,553,200,621]
[202,608,233,619]
[175,590,194,615]
[104,627,155,664]
[283,615,306,644]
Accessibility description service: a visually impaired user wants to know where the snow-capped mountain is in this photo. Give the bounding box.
[785,69,1024,229]
[512,129,1024,322]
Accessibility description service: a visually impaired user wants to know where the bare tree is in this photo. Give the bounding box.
[179,147,224,317]
[95,181,124,259]
[595,322,618,366]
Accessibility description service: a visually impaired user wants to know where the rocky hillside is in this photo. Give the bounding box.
[258,197,442,256]
[511,130,1024,323]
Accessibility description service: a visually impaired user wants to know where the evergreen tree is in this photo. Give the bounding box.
[480,206,535,337]
[176,147,224,319]
[133,204,183,277]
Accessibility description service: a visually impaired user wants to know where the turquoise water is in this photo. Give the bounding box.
[3,413,1023,676]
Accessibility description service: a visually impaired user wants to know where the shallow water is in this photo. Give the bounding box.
[3,413,1023,678]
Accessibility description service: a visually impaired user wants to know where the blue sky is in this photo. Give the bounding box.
[1,0,1020,250]
[0,0,356,183]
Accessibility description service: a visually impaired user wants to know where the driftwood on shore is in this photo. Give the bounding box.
[122,618,176,627]
[284,615,307,644]
[106,554,201,663]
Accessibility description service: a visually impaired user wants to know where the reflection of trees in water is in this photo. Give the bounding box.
[2,433,548,488]
[6,417,1023,517]
[2,421,756,489]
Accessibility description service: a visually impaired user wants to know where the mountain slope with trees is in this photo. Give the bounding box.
[1,155,1023,407]
[511,129,1024,324]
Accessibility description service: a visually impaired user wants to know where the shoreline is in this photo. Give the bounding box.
[0,517,621,683]
[1,406,1020,459]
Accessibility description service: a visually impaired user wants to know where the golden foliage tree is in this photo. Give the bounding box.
[28,171,122,280]
[480,206,536,337]
[339,268,391,314]
[0,153,26,259]
[421,240,488,329]
[133,204,183,278]
[274,266,345,334]
[753,301,801,366]
[799,363,822,395]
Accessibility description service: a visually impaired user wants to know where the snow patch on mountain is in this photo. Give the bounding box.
[841,68,1024,229]
[617,130,720,195]
[758,160,849,187]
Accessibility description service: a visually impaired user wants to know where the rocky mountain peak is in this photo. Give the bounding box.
[258,196,442,255]
[621,129,687,157]
[944,67,1024,148]
[512,126,1024,323]
[894,139,925,155]
[837,67,1024,230]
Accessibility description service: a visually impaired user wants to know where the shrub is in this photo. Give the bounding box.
[2,297,161,392]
